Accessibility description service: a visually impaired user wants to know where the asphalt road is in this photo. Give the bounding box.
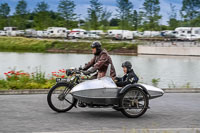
[0,93,200,133]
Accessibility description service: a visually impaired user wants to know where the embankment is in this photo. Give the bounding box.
[138,44,200,56]
[0,37,138,55]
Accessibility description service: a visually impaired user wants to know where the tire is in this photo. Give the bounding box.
[47,83,77,112]
[112,106,122,111]
[120,88,149,118]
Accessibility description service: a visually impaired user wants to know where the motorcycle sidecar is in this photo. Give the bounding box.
[71,76,164,118]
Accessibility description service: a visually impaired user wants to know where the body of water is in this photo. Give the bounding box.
[0,52,200,88]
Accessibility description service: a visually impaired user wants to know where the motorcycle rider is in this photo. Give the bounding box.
[80,41,116,79]
[78,41,116,107]
[115,61,139,87]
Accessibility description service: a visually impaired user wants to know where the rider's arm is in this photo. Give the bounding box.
[83,57,95,70]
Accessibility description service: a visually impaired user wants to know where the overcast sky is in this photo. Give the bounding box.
[0,0,183,25]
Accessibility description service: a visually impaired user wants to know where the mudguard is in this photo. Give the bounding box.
[118,83,149,96]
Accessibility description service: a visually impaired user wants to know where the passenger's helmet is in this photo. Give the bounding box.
[122,61,132,71]
[91,41,102,55]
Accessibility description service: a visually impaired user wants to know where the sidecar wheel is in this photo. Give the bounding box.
[120,88,149,118]
[47,84,77,112]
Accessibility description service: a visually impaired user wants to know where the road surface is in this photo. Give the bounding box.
[0,93,199,133]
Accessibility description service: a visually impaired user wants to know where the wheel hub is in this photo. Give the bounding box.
[58,93,65,101]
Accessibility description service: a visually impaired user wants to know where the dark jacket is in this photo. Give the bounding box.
[83,49,116,78]
[115,69,139,87]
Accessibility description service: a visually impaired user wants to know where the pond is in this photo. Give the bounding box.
[0,52,200,88]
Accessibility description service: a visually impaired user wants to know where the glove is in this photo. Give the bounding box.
[82,67,97,75]
[79,66,83,71]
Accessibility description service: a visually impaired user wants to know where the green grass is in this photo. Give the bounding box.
[0,36,140,53]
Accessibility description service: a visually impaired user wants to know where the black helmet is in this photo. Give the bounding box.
[91,41,101,49]
[91,41,102,55]
[122,61,132,71]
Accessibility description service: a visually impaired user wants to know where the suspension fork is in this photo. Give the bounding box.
[63,83,74,95]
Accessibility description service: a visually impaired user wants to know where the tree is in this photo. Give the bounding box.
[132,10,138,30]
[14,0,28,29]
[34,1,53,30]
[58,0,76,28]
[143,0,161,30]
[35,1,49,12]
[15,0,28,15]
[110,18,120,27]
[137,11,145,30]
[180,0,200,21]
[168,3,179,30]
[87,0,103,30]
[0,3,11,29]
[100,9,112,31]
[116,0,133,30]
[0,3,10,17]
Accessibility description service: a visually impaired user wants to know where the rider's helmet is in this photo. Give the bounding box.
[91,41,102,55]
[122,61,132,72]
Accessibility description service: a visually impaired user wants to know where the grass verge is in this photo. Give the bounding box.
[0,36,139,53]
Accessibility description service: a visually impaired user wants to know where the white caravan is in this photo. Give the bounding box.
[68,29,86,39]
[90,30,104,35]
[107,30,133,40]
[4,27,18,36]
[47,27,67,38]
[37,31,48,38]
[142,31,160,37]
[71,29,86,32]
[68,32,82,39]
[25,29,37,37]
[175,27,200,40]
[81,32,101,39]
[161,30,177,38]
[0,30,6,36]
[132,31,144,37]
[3,27,17,31]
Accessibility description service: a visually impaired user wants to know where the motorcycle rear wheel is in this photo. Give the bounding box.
[120,88,149,118]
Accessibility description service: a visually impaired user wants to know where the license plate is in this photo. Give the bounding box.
[56,78,70,83]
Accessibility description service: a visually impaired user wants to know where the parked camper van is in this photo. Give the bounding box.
[47,27,67,38]
[161,30,177,38]
[4,27,17,31]
[82,32,101,39]
[71,29,86,32]
[37,31,48,38]
[68,29,86,39]
[90,30,104,35]
[0,30,6,36]
[142,31,160,37]
[4,27,18,36]
[107,30,133,40]
[25,29,37,37]
[132,31,143,37]
[175,27,200,40]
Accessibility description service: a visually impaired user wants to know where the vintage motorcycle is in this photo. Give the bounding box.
[47,67,164,118]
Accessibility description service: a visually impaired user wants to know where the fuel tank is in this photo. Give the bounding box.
[71,77,119,105]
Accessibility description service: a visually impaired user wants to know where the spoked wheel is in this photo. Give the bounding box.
[120,88,149,118]
[47,84,77,112]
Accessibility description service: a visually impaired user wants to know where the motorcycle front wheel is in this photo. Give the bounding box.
[47,83,77,112]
